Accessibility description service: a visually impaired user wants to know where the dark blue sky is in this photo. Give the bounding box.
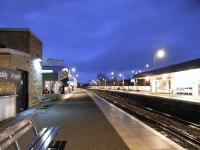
[0,0,200,82]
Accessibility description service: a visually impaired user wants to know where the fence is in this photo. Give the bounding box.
[90,86,151,92]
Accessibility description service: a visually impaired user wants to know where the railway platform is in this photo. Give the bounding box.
[0,89,184,150]
[97,88,200,104]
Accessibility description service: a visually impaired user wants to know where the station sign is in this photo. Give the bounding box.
[0,67,21,83]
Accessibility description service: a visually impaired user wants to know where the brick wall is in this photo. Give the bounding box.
[29,32,42,57]
[0,53,12,68]
[0,53,29,95]
[29,33,42,105]
[0,31,30,53]
[0,81,15,95]
[0,29,43,108]
[0,53,14,94]
[0,52,42,107]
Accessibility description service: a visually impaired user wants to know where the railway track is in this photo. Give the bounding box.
[89,89,200,149]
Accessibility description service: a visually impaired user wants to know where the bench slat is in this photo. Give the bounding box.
[31,127,54,150]
[40,127,59,150]
[25,128,48,150]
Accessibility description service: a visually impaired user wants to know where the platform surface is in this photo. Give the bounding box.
[0,90,128,150]
[88,90,185,150]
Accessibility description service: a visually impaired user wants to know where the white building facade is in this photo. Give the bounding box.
[134,59,200,96]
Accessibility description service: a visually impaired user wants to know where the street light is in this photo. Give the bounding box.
[119,73,125,88]
[157,49,165,58]
[96,79,100,86]
[71,68,76,72]
[102,78,107,86]
[91,80,95,86]
[145,64,149,68]
[110,72,115,86]
[71,67,76,77]
[154,49,166,68]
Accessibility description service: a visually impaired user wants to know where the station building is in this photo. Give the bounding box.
[0,28,43,114]
[134,58,200,96]
[42,58,70,94]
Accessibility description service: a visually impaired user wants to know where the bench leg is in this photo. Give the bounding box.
[10,135,21,150]
[14,140,21,150]
[33,125,38,136]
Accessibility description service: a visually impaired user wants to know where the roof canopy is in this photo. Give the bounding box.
[135,58,200,78]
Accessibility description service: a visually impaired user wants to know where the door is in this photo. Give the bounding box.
[16,70,28,113]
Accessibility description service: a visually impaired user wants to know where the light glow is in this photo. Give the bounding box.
[62,68,68,72]
[33,58,42,73]
[71,68,76,72]
[42,70,53,73]
[145,76,150,81]
[162,74,168,80]
[156,49,165,58]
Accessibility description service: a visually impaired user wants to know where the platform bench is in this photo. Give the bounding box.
[35,95,51,108]
[0,113,59,150]
[25,127,58,150]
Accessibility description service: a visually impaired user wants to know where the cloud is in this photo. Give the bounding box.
[0,0,200,82]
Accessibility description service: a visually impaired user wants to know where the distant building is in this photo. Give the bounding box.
[134,58,200,96]
[42,58,69,94]
[68,76,77,87]
[0,28,42,112]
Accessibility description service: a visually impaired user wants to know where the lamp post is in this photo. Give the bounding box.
[76,74,78,83]
[71,67,76,77]
[145,64,149,70]
[119,73,125,88]
[102,78,106,86]
[153,49,165,68]
[110,72,115,86]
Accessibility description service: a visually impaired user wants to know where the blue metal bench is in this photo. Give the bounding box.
[0,113,59,150]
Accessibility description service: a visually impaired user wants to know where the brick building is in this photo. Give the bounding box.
[0,28,43,112]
